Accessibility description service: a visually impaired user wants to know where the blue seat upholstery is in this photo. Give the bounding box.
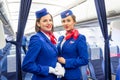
[110,46,120,74]
[116,64,120,80]
[0,43,32,80]
[80,65,88,80]
[88,47,105,80]
[1,54,27,80]
[80,43,90,80]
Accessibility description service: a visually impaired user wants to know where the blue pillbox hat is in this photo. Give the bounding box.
[35,8,49,18]
[60,10,73,18]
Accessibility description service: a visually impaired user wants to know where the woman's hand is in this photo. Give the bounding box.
[58,57,66,64]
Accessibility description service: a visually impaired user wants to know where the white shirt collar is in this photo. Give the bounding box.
[41,31,50,40]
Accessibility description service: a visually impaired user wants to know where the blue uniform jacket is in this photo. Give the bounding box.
[116,64,120,80]
[57,34,89,80]
[22,31,58,80]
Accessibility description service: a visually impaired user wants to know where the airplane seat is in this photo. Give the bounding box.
[1,54,27,80]
[80,65,89,80]
[0,56,8,80]
[0,43,32,80]
[24,73,33,80]
[0,75,7,80]
[88,47,105,80]
[0,49,3,60]
[1,56,7,72]
[80,43,90,80]
[2,43,12,55]
[110,45,120,74]
[116,63,120,80]
[0,43,13,80]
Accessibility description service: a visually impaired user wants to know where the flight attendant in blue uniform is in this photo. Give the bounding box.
[22,8,62,80]
[57,10,89,80]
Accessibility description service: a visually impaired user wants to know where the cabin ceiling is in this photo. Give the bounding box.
[0,0,120,36]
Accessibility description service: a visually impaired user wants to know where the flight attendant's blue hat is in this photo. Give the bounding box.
[60,10,73,18]
[35,8,49,18]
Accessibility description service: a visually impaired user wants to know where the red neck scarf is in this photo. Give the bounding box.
[65,29,79,40]
[41,30,57,44]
